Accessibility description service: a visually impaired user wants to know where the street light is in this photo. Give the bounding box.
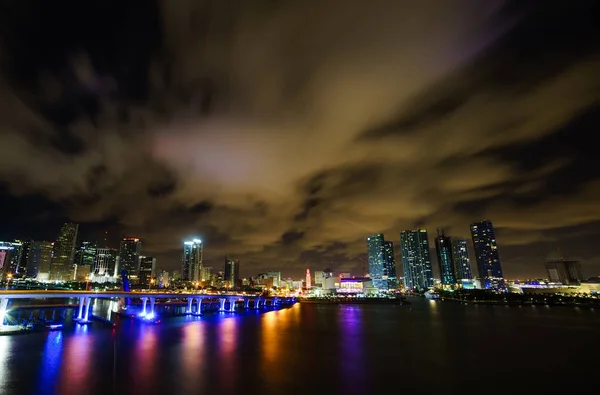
[6,273,13,290]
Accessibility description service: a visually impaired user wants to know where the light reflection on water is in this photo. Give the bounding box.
[58,325,91,395]
[37,331,63,395]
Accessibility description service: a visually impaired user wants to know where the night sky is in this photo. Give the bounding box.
[1,0,599,279]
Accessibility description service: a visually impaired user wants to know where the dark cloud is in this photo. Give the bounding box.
[0,0,599,279]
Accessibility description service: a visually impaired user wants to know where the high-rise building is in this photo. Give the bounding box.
[0,240,28,276]
[401,229,434,291]
[470,220,504,289]
[26,241,54,279]
[435,229,456,286]
[306,268,312,289]
[545,259,584,285]
[256,272,281,287]
[76,241,97,267]
[139,256,156,286]
[314,271,325,287]
[224,257,240,288]
[200,266,212,284]
[182,239,202,282]
[50,223,79,281]
[16,240,32,277]
[94,248,118,278]
[0,244,13,281]
[367,234,387,289]
[118,238,141,277]
[158,270,170,288]
[451,238,473,280]
[383,241,397,289]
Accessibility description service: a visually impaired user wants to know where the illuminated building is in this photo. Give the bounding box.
[401,229,434,291]
[139,256,156,286]
[314,271,325,287]
[25,241,54,279]
[182,239,202,282]
[0,245,12,281]
[383,241,397,289]
[451,238,473,280]
[200,266,212,284]
[323,268,333,279]
[93,248,118,280]
[0,240,28,277]
[337,277,374,294]
[256,272,281,287]
[434,229,456,286]
[118,238,141,278]
[224,257,240,288]
[367,234,387,289]
[158,270,170,288]
[50,223,79,281]
[306,268,311,289]
[470,220,504,289]
[545,259,584,285]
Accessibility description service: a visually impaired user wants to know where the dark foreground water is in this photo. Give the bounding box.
[1,298,599,395]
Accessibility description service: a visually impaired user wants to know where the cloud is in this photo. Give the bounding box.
[0,1,599,277]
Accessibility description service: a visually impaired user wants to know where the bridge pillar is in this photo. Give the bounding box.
[83,297,92,322]
[51,310,56,320]
[77,297,85,320]
[141,297,148,316]
[0,298,8,327]
[244,298,250,308]
[149,298,156,318]
[254,298,261,309]
[273,297,278,307]
[195,297,202,315]
[229,298,236,312]
[219,298,226,311]
[186,297,193,314]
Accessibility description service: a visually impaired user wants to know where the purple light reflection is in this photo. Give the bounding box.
[338,306,367,394]
[58,325,91,395]
[217,317,238,393]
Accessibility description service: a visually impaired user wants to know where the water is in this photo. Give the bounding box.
[1,298,599,395]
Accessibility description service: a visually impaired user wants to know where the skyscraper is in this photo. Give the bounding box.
[305,268,311,289]
[94,248,118,278]
[545,259,584,285]
[139,256,156,286]
[224,257,240,288]
[182,239,202,282]
[314,271,325,287]
[401,229,434,291]
[470,220,504,289]
[383,240,397,289]
[50,223,79,281]
[0,244,12,281]
[119,238,141,277]
[367,234,387,289]
[435,229,456,286]
[26,241,54,279]
[0,240,28,276]
[451,238,473,280]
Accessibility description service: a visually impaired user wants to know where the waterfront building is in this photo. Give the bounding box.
[118,238,141,280]
[94,248,118,280]
[224,257,240,288]
[383,241,397,289]
[314,271,325,287]
[256,272,281,287]
[0,240,28,277]
[337,277,375,294]
[545,259,584,285]
[182,239,202,282]
[50,223,79,281]
[25,241,54,279]
[139,256,156,286]
[451,238,473,280]
[158,270,170,288]
[435,229,456,286]
[306,268,311,289]
[470,220,504,289]
[401,229,434,291]
[367,234,387,289]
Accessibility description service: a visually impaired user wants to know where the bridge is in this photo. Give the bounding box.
[0,290,297,327]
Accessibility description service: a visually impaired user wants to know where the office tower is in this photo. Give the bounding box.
[224,257,240,288]
[26,241,54,279]
[50,223,79,281]
[451,238,473,280]
[200,266,212,284]
[119,238,141,277]
[255,272,281,287]
[139,256,156,286]
[94,248,118,277]
[158,271,170,288]
[76,241,98,267]
[306,268,312,289]
[545,259,584,285]
[0,244,12,281]
[435,229,456,286]
[470,220,504,289]
[323,268,333,279]
[182,239,202,281]
[314,271,325,287]
[401,229,434,291]
[17,240,32,276]
[383,240,398,289]
[366,234,387,289]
